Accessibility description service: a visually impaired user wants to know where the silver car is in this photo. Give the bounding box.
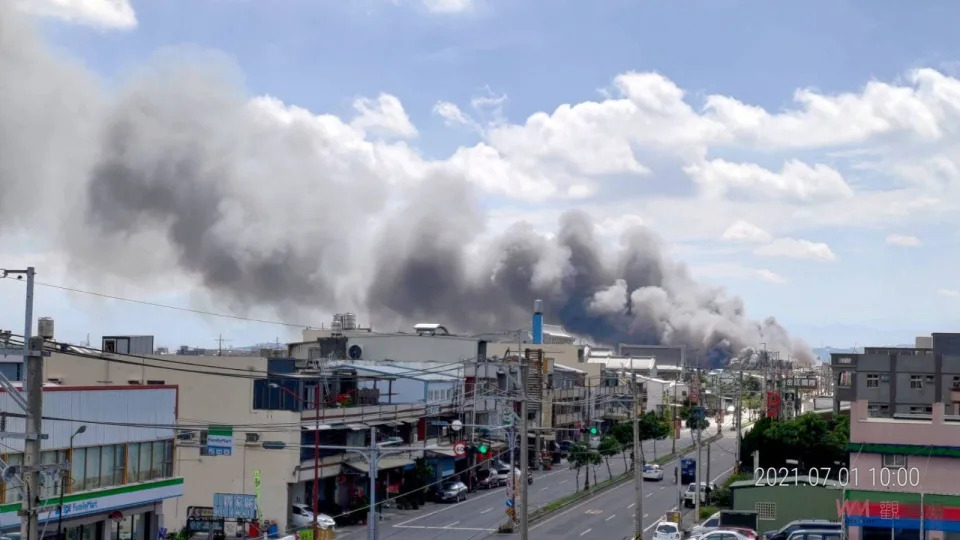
[437,480,468,503]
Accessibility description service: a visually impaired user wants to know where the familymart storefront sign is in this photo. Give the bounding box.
[0,478,184,529]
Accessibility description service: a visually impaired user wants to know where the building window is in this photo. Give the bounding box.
[71,448,86,494]
[84,446,101,490]
[953,376,960,389]
[910,375,923,389]
[882,454,907,469]
[128,443,139,480]
[755,502,777,520]
[138,441,152,482]
[866,374,880,388]
[908,405,932,414]
[838,372,852,388]
[867,404,890,417]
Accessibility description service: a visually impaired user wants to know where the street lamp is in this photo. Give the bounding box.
[59,425,87,540]
[268,382,323,539]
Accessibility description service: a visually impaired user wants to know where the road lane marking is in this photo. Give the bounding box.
[580,529,593,536]
[605,515,616,521]
[444,521,460,528]
[392,525,495,531]
[539,487,548,491]
[646,492,653,498]
[628,503,635,509]
[641,464,737,534]
[559,480,568,484]
[529,438,740,532]
[480,508,491,514]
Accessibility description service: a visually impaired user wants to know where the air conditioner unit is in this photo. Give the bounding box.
[245,433,261,444]
[176,431,196,441]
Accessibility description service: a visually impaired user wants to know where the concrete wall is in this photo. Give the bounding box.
[849,399,960,495]
[347,334,481,363]
[43,353,301,533]
[732,484,842,532]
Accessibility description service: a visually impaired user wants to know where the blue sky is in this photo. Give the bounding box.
[4,0,960,352]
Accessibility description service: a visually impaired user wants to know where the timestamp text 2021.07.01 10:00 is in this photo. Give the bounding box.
[754,466,921,488]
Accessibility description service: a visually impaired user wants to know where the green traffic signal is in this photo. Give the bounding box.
[478,444,488,453]
[589,427,598,435]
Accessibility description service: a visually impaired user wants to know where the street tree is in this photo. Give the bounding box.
[597,436,621,481]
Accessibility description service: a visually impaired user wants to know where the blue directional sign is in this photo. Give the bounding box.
[505,499,514,508]
[213,493,257,520]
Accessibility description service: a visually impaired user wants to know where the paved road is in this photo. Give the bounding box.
[528,430,740,540]
[336,426,705,540]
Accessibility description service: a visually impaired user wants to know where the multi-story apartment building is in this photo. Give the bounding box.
[842,399,960,540]
[830,334,960,417]
[0,384,180,540]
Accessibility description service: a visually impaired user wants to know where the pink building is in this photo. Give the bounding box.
[842,400,960,540]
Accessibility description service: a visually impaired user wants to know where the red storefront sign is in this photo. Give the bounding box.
[838,500,960,521]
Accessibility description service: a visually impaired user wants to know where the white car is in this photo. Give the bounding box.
[642,464,664,481]
[653,521,682,540]
[701,530,754,540]
[290,503,336,529]
[689,512,722,539]
[683,481,716,507]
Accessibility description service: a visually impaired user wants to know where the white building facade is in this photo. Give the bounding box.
[0,385,181,540]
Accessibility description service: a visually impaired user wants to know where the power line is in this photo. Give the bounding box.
[0,275,312,329]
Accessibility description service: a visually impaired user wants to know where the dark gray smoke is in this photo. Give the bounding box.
[0,4,813,366]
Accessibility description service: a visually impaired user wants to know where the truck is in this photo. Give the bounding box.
[719,510,759,532]
[680,458,697,484]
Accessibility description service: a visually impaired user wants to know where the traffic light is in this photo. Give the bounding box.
[477,443,488,454]
[589,426,598,435]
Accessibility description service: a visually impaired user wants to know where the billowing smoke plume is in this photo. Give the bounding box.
[0,4,813,367]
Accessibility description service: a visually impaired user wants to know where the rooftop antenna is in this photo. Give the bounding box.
[215,334,232,356]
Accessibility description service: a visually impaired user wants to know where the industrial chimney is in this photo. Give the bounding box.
[532,299,543,345]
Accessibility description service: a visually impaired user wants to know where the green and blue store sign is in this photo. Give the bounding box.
[842,490,960,533]
[0,478,184,530]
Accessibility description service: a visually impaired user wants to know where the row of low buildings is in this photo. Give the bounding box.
[0,310,700,539]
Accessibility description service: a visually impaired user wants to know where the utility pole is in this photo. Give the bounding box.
[215,334,231,356]
[368,426,378,540]
[706,440,711,496]
[631,360,643,539]
[12,267,40,540]
[312,382,321,540]
[735,365,743,469]
[519,350,529,540]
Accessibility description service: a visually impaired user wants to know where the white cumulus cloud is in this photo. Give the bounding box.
[938,289,960,298]
[721,220,773,243]
[755,238,837,261]
[685,159,854,201]
[351,93,418,139]
[422,0,474,13]
[886,234,922,247]
[17,0,135,29]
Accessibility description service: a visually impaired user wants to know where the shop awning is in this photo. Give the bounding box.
[385,421,403,427]
[302,424,334,432]
[346,423,368,431]
[343,457,415,473]
[426,447,464,459]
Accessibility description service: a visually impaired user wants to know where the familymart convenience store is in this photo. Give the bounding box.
[0,478,183,540]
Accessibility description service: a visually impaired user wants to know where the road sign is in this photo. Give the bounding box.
[453,442,466,457]
[451,419,463,432]
[505,499,513,508]
[502,409,514,426]
[213,493,257,519]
